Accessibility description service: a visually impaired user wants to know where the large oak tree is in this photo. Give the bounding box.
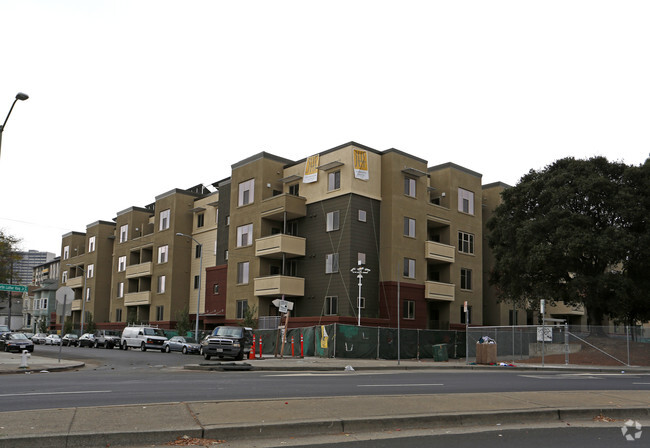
[487,157,650,327]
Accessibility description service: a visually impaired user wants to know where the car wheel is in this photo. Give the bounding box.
[235,351,244,361]
[182,346,188,355]
[122,341,128,350]
[203,352,211,360]
[140,342,146,352]
[3,345,7,352]
[164,345,170,353]
[93,340,99,348]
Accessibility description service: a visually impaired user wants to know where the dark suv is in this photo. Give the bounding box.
[93,330,122,349]
[201,326,253,361]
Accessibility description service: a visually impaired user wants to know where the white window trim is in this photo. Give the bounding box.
[458,188,475,215]
[159,209,171,231]
[326,210,340,232]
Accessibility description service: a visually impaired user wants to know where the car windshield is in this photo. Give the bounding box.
[105,330,120,336]
[212,327,243,338]
[66,334,78,339]
[144,328,166,337]
[9,333,28,340]
[184,337,197,343]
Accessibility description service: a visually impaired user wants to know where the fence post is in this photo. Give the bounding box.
[627,325,630,366]
[564,322,569,365]
[376,327,380,360]
[333,323,336,359]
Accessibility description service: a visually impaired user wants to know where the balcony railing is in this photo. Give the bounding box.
[260,194,306,221]
[425,281,455,302]
[126,261,152,279]
[255,234,306,259]
[71,299,82,311]
[124,291,152,306]
[424,241,455,264]
[66,276,83,288]
[254,275,305,297]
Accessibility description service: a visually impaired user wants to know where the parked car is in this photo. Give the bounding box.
[32,333,48,345]
[0,325,10,336]
[120,325,167,351]
[23,332,35,340]
[78,333,96,348]
[93,329,121,349]
[44,334,61,345]
[0,332,34,352]
[62,334,79,347]
[163,336,201,354]
[201,326,253,361]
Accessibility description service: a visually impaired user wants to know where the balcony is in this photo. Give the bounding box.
[425,281,455,302]
[425,241,455,264]
[254,275,305,297]
[66,276,83,288]
[255,234,306,259]
[124,291,152,306]
[260,194,306,221]
[126,262,152,279]
[71,299,82,311]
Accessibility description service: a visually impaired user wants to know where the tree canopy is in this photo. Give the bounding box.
[0,230,21,284]
[487,157,650,326]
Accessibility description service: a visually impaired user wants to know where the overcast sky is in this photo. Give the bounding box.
[1,1,648,256]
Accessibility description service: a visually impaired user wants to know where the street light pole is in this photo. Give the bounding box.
[0,92,29,160]
[350,261,370,327]
[176,233,202,339]
[66,264,87,335]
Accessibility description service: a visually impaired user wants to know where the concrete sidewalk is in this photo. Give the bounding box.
[1,352,649,447]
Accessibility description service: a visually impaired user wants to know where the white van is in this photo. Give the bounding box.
[120,325,168,351]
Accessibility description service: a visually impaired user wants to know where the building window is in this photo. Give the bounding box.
[117,256,126,272]
[358,253,366,265]
[158,245,168,264]
[326,253,339,274]
[358,210,367,222]
[197,213,205,228]
[62,271,68,283]
[156,306,164,321]
[88,236,96,253]
[404,217,416,238]
[117,282,124,298]
[238,179,255,206]
[194,275,200,289]
[87,264,94,279]
[460,305,472,324]
[403,300,415,320]
[509,309,518,326]
[195,244,202,258]
[403,258,415,278]
[458,231,474,254]
[237,262,249,284]
[63,246,70,260]
[289,183,299,196]
[159,209,170,231]
[226,215,230,226]
[236,224,253,247]
[461,268,472,290]
[326,211,340,232]
[328,171,340,191]
[324,296,338,315]
[157,275,166,293]
[120,224,128,243]
[236,299,248,319]
[115,308,122,322]
[85,287,91,302]
[404,177,416,197]
[458,188,475,215]
[225,250,228,260]
[213,284,219,294]
[42,298,48,310]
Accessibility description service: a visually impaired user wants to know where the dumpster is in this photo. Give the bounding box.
[433,344,448,362]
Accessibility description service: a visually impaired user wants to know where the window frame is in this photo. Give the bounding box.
[159,209,171,231]
[460,268,473,290]
[324,296,338,315]
[88,236,96,253]
[458,188,475,215]
[197,213,205,228]
[157,275,166,294]
[117,282,124,298]
[117,256,126,272]
[404,177,416,197]
[237,261,250,284]
[403,258,415,279]
[236,299,248,319]
[327,170,341,191]
[326,210,340,232]
[87,264,94,279]
[238,179,255,206]
[458,231,475,254]
[404,217,416,238]
[120,224,128,243]
[158,245,169,264]
[325,253,339,274]
[403,299,415,320]
[236,223,253,247]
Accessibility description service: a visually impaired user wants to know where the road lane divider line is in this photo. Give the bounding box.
[357,384,444,387]
[0,390,112,397]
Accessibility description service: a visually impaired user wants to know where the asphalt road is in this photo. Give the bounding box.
[2,345,648,413]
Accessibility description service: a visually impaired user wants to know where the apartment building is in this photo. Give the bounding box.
[33,256,60,287]
[60,221,115,328]
[13,250,55,285]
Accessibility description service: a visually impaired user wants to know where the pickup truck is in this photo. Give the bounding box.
[201,326,253,361]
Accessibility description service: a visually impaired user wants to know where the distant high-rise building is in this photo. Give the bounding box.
[12,250,56,285]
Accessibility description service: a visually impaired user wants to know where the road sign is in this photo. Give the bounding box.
[56,286,75,305]
[0,283,27,293]
[272,299,294,312]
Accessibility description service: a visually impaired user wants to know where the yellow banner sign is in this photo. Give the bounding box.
[303,154,319,183]
[353,149,369,180]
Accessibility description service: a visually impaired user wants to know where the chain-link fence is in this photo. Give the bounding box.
[249,323,649,366]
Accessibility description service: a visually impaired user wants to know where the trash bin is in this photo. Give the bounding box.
[476,342,497,364]
[433,344,448,362]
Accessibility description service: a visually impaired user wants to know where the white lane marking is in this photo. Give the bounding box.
[0,390,112,397]
[358,384,444,387]
[265,372,396,377]
[632,382,650,385]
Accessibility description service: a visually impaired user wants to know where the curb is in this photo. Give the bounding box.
[2,406,648,448]
[0,362,85,375]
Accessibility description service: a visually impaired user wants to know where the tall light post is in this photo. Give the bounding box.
[350,261,370,327]
[66,264,87,335]
[176,233,202,339]
[0,92,29,159]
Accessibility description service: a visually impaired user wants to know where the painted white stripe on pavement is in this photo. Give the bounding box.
[0,390,112,397]
[357,384,444,387]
